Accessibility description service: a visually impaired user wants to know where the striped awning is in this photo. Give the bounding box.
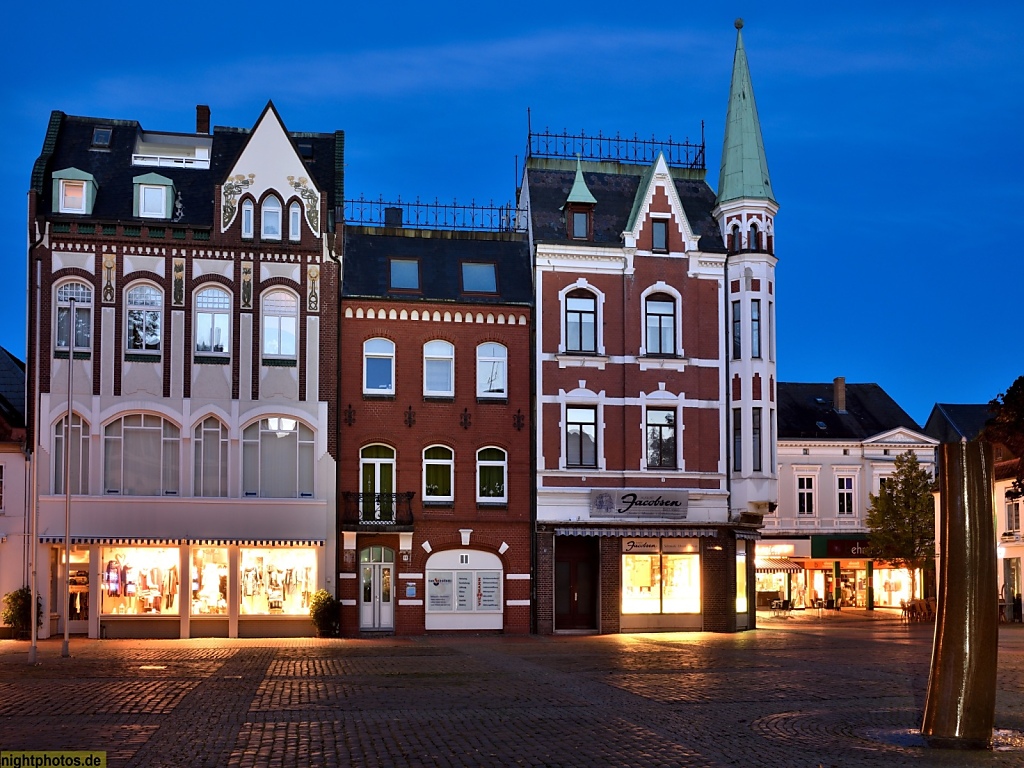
[755,557,803,573]
[40,536,323,547]
[736,530,762,540]
[555,526,721,538]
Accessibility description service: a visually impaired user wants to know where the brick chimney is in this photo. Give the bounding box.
[834,376,847,413]
[196,104,211,135]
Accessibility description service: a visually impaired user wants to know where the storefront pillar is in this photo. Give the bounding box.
[179,546,190,639]
[786,572,792,602]
[833,561,841,606]
[228,546,240,638]
[866,561,874,610]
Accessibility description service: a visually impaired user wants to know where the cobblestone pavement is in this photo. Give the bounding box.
[2,613,1024,767]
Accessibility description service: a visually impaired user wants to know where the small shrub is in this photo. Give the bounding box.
[2,587,42,638]
[309,589,340,637]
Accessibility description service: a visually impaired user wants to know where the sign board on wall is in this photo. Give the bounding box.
[590,490,689,520]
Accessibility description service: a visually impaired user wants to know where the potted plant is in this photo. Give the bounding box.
[2,587,42,640]
[309,589,340,637]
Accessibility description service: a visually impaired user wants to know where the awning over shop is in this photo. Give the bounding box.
[755,557,803,573]
[39,537,324,546]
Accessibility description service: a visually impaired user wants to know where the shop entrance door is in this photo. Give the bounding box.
[554,536,598,631]
[359,546,394,631]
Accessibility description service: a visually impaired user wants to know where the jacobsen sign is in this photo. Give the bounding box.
[589,490,689,520]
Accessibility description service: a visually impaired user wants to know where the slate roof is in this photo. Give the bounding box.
[342,229,532,306]
[33,108,342,229]
[525,164,726,251]
[922,403,993,443]
[777,382,922,441]
[0,346,26,430]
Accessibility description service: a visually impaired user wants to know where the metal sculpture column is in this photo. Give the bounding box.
[921,438,997,749]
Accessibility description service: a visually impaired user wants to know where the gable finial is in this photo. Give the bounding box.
[735,18,743,30]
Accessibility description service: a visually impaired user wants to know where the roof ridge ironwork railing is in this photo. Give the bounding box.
[343,195,527,233]
[527,126,706,170]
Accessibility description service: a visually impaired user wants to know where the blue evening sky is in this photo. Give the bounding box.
[2,2,1021,425]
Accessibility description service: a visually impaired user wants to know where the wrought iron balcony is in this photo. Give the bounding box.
[341,492,415,529]
[526,126,706,170]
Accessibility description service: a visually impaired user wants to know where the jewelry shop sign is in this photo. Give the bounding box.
[590,490,688,520]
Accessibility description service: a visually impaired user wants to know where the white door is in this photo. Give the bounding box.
[359,547,395,630]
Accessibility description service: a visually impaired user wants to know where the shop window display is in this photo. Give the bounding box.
[240,548,316,616]
[101,547,180,615]
[191,548,228,615]
[622,539,700,615]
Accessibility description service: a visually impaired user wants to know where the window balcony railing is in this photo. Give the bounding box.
[341,492,415,527]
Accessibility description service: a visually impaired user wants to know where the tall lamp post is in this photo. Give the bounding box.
[61,296,74,658]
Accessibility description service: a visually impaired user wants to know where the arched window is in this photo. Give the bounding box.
[261,196,282,240]
[262,290,298,358]
[476,447,507,503]
[53,414,90,495]
[645,293,675,356]
[56,281,92,351]
[363,338,395,394]
[731,224,741,251]
[289,202,302,241]
[749,222,759,251]
[423,445,454,502]
[103,414,180,496]
[126,284,162,352]
[194,416,228,497]
[423,340,454,397]
[564,289,597,353]
[360,444,396,520]
[476,342,507,398]
[242,417,314,498]
[241,199,254,238]
[195,287,230,354]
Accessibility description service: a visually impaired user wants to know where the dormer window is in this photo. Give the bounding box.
[132,173,174,219]
[91,127,112,148]
[52,168,97,215]
[572,210,590,239]
[262,196,282,240]
[564,156,596,241]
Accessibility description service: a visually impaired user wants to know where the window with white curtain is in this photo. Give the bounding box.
[104,414,180,496]
[289,202,302,241]
[261,196,282,240]
[242,417,314,498]
[194,416,228,497]
[423,340,454,396]
[53,414,90,495]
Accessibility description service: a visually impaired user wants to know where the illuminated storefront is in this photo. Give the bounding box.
[620,538,701,631]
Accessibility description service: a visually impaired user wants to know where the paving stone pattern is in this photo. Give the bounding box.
[2,614,1024,767]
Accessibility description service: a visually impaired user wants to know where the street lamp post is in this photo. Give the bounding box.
[61,297,75,658]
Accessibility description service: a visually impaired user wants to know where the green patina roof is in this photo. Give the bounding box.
[716,22,775,206]
[625,155,660,232]
[564,156,597,205]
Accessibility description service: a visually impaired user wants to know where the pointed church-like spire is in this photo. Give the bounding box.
[716,19,776,206]
[565,155,597,205]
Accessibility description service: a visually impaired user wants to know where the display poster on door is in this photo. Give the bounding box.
[477,571,501,610]
[426,572,453,611]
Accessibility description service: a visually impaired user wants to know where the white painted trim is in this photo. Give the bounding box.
[505,573,531,580]
[339,599,357,606]
[398,572,423,580]
[398,599,424,606]
[506,600,531,606]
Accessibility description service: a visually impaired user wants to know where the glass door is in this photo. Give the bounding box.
[360,446,395,522]
[359,546,395,630]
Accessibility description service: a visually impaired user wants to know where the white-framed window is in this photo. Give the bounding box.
[59,180,86,213]
[423,445,454,502]
[289,202,302,241]
[646,408,676,469]
[566,406,597,468]
[837,476,855,516]
[262,290,298,358]
[731,224,741,251]
[651,219,668,252]
[749,222,760,250]
[751,299,762,359]
[360,444,396,519]
[364,338,395,395]
[242,417,314,498]
[423,340,454,397]
[565,289,597,353]
[56,281,92,351]
[195,287,230,354]
[645,293,676,356]
[731,300,742,359]
[1007,500,1021,533]
[241,199,254,238]
[798,476,816,516]
[261,196,282,240]
[752,407,763,472]
[476,342,507,398]
[103,414,180,496]
[139,185,167,218]
[53,414,90,495]
[476,447,507,503]
[126,284,161,352]
[194,416,228,497]
[732,408,742,472]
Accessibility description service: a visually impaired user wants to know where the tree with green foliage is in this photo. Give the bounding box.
[866,451,935,600]
[986,374,1024,498]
